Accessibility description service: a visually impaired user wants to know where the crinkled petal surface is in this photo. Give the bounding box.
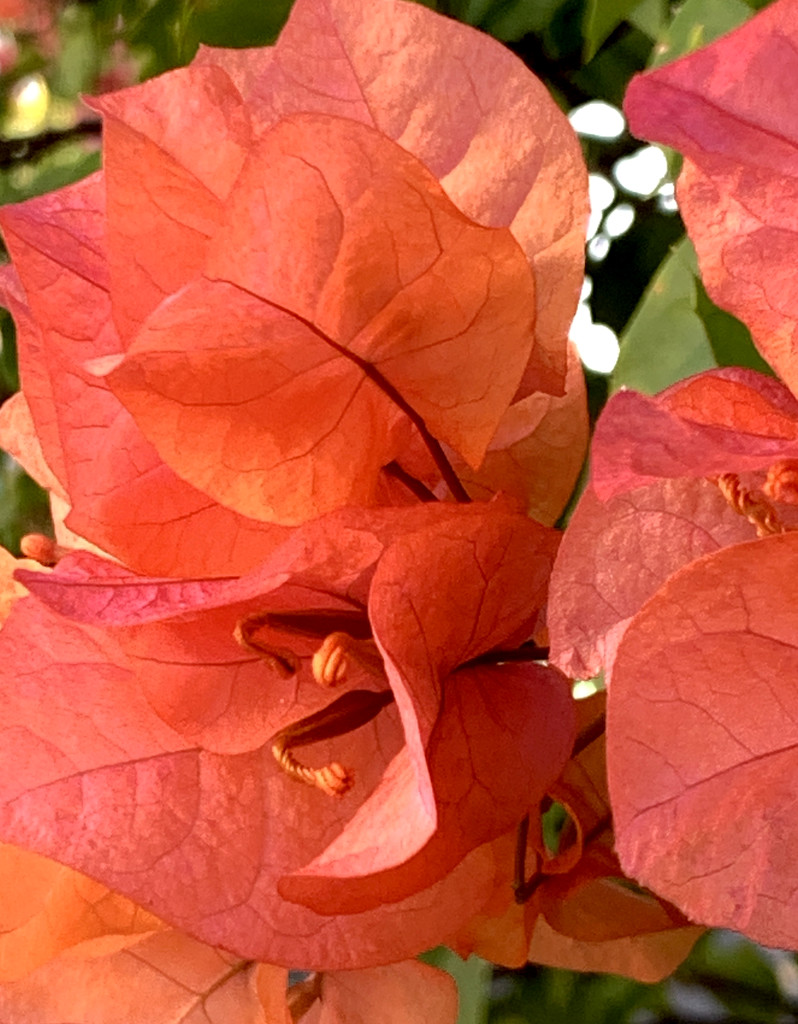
[88,66,251,346]
[452,342,588,525]
[300,961,458,1024]
[1,504,557,966]
[1,0,588,538]
[548,478,758,679]
[370,508,559,747]
[549,367,798,678]
[591,369,798,502]
[283,662,574,914]
[195,0,588,398]
[89,65,252,346]
[0,176,287,577]
[14,511,394,755]
[108,114,536,522]
[0,388,64,501]
[530,693,700,979]
[448,694,700,980]
[547,367,798,677]
[0,595,494,966]
[527,914,701,984]
[610,531,798,948]
[106,277,404,526]
[624,0,798,395]
[0,844,162,983]
[0,929,269,1023]
[286,509,568,904]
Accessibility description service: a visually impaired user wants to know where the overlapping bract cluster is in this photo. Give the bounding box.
[0,0,590,579]
[0,0,693,1017]
[552,0,798,952]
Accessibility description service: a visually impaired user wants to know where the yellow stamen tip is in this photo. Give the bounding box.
[312,632,350,687]
[311,631,385,687]
[315,762,354,797]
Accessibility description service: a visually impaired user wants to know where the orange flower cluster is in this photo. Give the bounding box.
[0,0,759,1017]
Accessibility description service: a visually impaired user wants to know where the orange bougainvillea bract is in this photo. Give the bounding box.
[549,0,798,953]
[3,503,576,966]
[0,0,662,1012]
[13,0,796,1014]
[0,0,588,579]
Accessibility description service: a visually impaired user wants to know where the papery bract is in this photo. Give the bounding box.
[295,960,458,1024]
[0,844,162,984]
[526,701,702,980]
[610,533,798,948]
[105,112,536,521]
[0,929,273,1024]
[449,343,588,526]
[450,694,701,980]
[0,552,166,984]
[624,0,798,395]
[0,0,595,989]
[0,0,588,563]
[191,0,587,397]
[549,373,798,943]
[0,194,291,579]
[0,503,575,966]
[0,828,455,1022]
[0,907,455,1024]
[549,368,798,678]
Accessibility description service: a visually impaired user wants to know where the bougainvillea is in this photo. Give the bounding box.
[10,0,798,1017]
[0,0,663,1016]
[0,0,588,579]
[550,0,798,954]
[0,501,578,966]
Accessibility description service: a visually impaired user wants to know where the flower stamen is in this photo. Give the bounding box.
[311,632,384,687]
[271,736,353,797]
[20,533,64,567]
[270,688,394,797]
[714,472,785,537]
[234,612,298,678]
[764,458,798,505]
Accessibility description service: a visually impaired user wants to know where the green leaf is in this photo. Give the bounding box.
[189,0,294,47]
[0,309,18,398]
[583,0,644,61]
[450,0,570,40]
[612,237,770,395]
[0,453,51,556]
[627,0,666,40]
[420,948,491,1024]
[614,237,715,394]
[694,277,772,376]
[648,0,753,68]
[124,0,194,76]
[0,143,101,207]
[51,5,102,98]
[573,24,653,107]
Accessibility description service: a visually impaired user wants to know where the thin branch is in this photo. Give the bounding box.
[383,460,439,502]
[287,972,323,1022]
[462,642,550,670]
[235,287,472,504]
[573,711,606,758]
[0,121,101,168]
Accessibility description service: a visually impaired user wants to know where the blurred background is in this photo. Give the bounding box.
[0,0,790,1020]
